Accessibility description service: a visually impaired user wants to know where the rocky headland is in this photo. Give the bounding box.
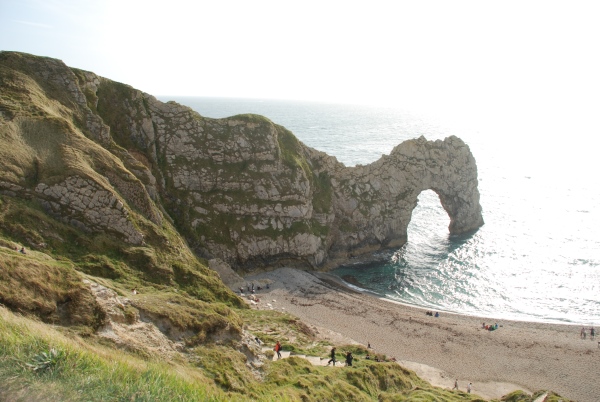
[0,51,483,273]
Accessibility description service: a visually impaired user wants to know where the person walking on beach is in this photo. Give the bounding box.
[467,383,472,393]
[327,347,337,366]
[453,379,459,390]
[590,327,595,340]
[274,341,282,359]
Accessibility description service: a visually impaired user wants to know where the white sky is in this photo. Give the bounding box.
[1,0,600,141]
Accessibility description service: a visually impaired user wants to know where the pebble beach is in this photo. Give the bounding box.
[244,268,599,402]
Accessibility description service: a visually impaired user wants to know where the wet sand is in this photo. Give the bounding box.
[244,268,599,401]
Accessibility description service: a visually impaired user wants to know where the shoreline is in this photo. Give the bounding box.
[315,271,587,328]
[244,267,599,402]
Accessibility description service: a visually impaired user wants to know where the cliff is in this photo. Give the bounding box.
[0,51,483,273]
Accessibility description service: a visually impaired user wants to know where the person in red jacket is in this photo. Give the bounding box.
[274,341,282,359]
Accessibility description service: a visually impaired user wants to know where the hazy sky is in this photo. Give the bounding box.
[1,0,599,138]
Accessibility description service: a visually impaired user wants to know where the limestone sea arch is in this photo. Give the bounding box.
[323,135,484,265]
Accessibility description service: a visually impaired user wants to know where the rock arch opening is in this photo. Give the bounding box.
[407,189,451,244]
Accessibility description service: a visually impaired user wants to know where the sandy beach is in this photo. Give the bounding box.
[244,268,599,402]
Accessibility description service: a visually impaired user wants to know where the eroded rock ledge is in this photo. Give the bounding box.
[0,51,483,272]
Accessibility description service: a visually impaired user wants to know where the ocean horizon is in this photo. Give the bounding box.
[159,96,600,326]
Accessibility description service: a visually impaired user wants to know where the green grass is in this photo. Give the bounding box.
[131,291,243,345]
[0,247,104,330]
[2,286,537,401]
[1,305,492,402]
[261,355,490,402]
[0,306,226,401]
[238,309,330,356]
[190,344,262,395]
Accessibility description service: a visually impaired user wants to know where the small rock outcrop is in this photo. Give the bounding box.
[0,51,483,272]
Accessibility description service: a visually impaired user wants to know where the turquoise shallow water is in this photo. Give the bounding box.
[161,96,600,325]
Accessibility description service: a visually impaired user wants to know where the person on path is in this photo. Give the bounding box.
[453,379,459,390]
[345,352,353,367]
[274,341,282,359]
[327,347,337,366]
[590,327,595,340]
[467,383,472,393]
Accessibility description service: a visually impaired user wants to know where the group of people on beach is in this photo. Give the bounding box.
[239,282,270,295]
[239,282,275,309]
[482,322,499,331]
[580,326,595,340]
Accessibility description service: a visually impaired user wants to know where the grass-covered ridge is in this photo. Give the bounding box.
[1,301,567,401]
[0,304,501,402]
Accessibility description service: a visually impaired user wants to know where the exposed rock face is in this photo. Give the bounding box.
[0,51,483,272]
[35,177,144,245]
[87,280,246,357]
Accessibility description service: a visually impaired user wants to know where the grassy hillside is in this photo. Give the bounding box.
[0,302,498,402]
[0,297,567,402]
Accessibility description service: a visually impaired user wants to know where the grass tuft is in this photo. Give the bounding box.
[25,347,66,373]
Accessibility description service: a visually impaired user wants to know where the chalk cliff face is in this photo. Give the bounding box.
[0,52,483,271]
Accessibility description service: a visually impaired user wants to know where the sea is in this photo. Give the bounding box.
[159,96,600,326]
